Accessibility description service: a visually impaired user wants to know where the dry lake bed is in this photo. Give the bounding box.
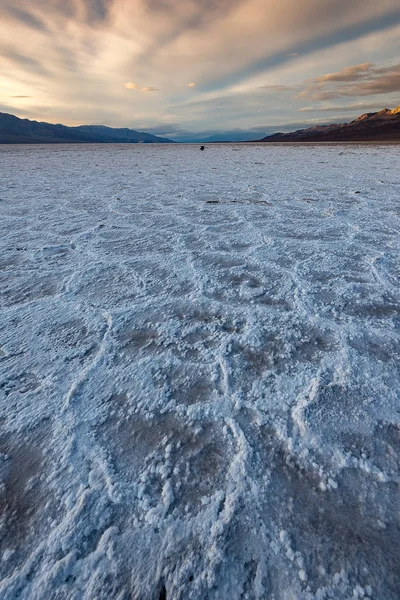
[1,143,400,599]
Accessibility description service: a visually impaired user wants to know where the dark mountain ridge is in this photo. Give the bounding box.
[0,112,174,144]
[259,106,400,142]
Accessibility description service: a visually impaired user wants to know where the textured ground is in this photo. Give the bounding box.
[0,143,400,600]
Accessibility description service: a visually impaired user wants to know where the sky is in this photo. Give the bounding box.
[0,0,400,141]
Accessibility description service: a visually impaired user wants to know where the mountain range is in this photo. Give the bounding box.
[259,107,400,143]
[0,112,173,144]
[1,107,400,144]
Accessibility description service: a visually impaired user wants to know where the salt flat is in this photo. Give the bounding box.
[0,143,399,600]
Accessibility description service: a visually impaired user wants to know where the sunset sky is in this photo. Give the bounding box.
[1,0,400,140]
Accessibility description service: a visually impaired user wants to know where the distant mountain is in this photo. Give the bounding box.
[191,131,267,143]
[0,112,174,144]
[258,106,400,143]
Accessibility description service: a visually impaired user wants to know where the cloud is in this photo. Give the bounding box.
[298,102,388,112]
[296,89,338,101]
[297,61,400,100]
[258,84,292,92]
[2,0,400,132]
[0,44,50,75]
[354,64,400,95]
[0,0,112,26]
[125,83,161,92]
[139,123,188,135]
[3,7,48,32]
[314,62,374,83]
[85,0,110,22]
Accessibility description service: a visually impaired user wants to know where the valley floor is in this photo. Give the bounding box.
[0,143,399,599]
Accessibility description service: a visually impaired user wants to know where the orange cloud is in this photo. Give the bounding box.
[315,63,373,83]
[125,82,160,92]
[297,62,400,101]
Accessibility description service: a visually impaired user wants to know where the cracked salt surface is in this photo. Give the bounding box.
[0,143,399,599]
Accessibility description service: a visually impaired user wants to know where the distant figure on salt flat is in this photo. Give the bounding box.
[200,145,205,151]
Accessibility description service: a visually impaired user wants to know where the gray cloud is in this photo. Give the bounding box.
[298,102,389,112]
[140,123,188,135]
[47,0,112,23]
[131,0,242,70]
[0,45,50,76]
[143,0,240,28]
[355,66,400,95]
[298,62,400,100]
[258,85,292,92]
[85,0,111,22]
[1,0,112,25]
[314,63,374,83]
[3,7,48,31]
